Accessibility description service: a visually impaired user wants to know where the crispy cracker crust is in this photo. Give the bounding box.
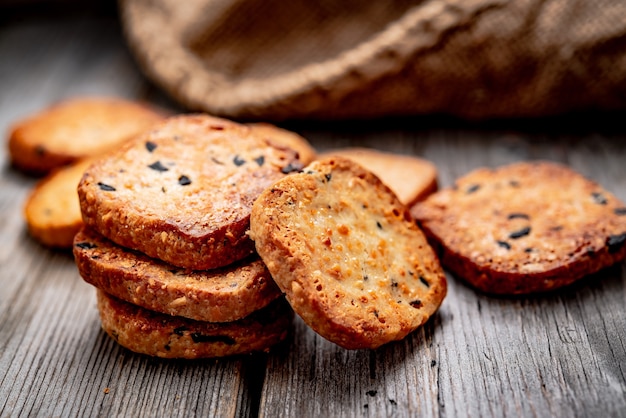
[74,227,282,322]
[411,161,626,294]
[97,290,293,359]
[249,157,446,350]
[319,147,438,206]
[78,114,303,270]
[23,159,93,248]
[8,97,164,174]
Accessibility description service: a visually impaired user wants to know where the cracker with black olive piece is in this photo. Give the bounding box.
[411,161,626,294]
[249,157,446,350]
[78,114,303,270]
[96,290,293,359]
[74,227,282,322]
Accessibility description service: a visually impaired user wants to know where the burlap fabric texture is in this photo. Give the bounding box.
[120,0,626,121]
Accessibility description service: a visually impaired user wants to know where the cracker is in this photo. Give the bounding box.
[74,227,282,322]
[8,97,165,174]
[78,114,303,270]
[249,157,446,349]
[23,159,93,248]
[319,147,438,206]
[248,122,317,165]
[96,290,293,359]
[411,161,626,294]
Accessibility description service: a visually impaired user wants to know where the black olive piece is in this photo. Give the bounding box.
[409,300,422,309]
[419,276,430,287]
[614,208,626,216]
[233,155,246,166]
[145,141,157,152]
[376,221,383,230]
[97,182,116,191]
[75,242,97,249]
[496,240,511,250]
[591,192,608,205]
[254,156,265,166]
[466,184,481,194]
[281,163,301,174]
[173,326,188,336]
[507,213,530,220]
[148,161,168,172]
[190,333,236,345]
[607,233,626,253]
[178,175,192,186]
[509,227,531,239]
[325,173,332,182]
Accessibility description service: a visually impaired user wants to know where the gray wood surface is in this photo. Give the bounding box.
[1,8,625,418]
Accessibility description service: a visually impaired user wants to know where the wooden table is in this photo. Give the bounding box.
[1,8,625,418]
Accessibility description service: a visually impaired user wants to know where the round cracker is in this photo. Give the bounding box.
[23,159,93,248]
[78,114,303,270]
[249,157,446,349]
[319,147,438,206]
[411,161,626,294]
[96,290,293,359]
[8,97,165,174]
[74,227,282,322]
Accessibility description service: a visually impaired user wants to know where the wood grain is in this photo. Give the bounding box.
[1,10,625,418]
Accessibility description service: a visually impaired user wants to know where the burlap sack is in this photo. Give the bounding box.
[120,0,626,121]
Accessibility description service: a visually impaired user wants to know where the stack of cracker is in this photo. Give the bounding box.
[72,113,449,355]
[12,99,449,355]
[73,114,314,359]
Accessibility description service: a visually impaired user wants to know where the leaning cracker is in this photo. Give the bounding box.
[411,161,626,294]
[8,97,165,174]
[319,147,438,206]
[78,114,303,270]
[23,158,94,248]
[74,227,282,322]
[96,290,293,359]
[248,122,317,165]
[249,157,446,350]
